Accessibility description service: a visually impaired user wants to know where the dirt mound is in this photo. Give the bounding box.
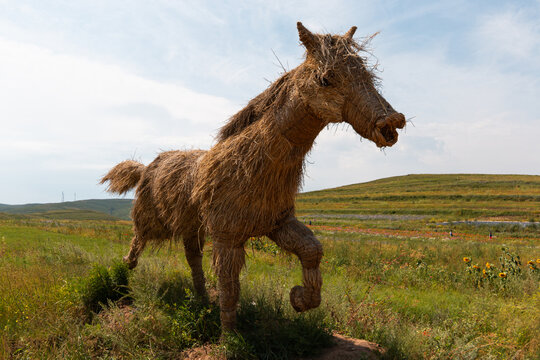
[302,334,385,360]
[181,334,384,360]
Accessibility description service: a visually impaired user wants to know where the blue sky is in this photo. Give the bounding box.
[1,0,539,204]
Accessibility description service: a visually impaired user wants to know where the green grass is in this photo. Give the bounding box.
[1,173,539,359]
[0,220,332,359]
[2,217,537,359]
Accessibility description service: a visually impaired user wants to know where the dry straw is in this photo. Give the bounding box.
[101,22,406,332]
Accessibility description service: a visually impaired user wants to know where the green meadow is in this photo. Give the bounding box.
[1,174,539,359]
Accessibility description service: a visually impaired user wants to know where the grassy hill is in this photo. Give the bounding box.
[297,174,540,220]
[0,199,133,220]
[0,209,120,221]
[1,174,539,222]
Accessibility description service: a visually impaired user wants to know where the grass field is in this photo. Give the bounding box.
[1,174,539,359]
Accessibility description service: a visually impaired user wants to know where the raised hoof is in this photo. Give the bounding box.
[290,285,321,312]
[290,285,307,312]
[122,256,137,270]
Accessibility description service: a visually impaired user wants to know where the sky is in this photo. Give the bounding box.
[1,0,539,204]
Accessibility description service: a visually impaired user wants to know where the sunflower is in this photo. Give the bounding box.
[485,262,492,269]
[463,257,471,263]
[528,260,535,265]
[499,272,507,278]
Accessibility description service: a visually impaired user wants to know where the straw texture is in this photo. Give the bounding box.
[101,22,406,333]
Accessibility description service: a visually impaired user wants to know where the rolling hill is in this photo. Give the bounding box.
[0,199,133,220]
[1,174,539,221]
[297,174,540,220]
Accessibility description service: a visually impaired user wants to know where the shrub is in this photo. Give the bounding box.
[167,290,221,347]
[220,332,257,360]
[79,261,132,314]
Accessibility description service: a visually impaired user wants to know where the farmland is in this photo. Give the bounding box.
[1,174,539,359]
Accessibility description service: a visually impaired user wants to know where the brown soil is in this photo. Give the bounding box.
[181,345,222,360]
[181,333,384,360]
[301,333,385,360]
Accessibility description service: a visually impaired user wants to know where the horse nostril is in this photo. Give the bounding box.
[386,113,406,129]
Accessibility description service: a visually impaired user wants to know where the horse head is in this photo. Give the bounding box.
[296,22,406,148]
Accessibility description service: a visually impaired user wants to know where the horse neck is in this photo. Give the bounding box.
[274,93,327,157]
[238,92,326,202]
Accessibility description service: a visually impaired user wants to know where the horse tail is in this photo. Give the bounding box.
[100,160,145,194]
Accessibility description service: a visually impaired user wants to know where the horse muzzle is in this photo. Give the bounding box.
[372,112,406,147]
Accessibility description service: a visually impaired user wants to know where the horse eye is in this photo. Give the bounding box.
[321,77,330,87]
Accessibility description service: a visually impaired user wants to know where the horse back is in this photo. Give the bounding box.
[132,149,206,240]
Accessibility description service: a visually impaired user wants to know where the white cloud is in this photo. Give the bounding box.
[0,37,239,203]
[475,8,540,60]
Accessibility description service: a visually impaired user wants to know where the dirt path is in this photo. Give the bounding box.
[299,214,428,221]
[300,334,384,360]
[181,334,384,359]
[308,224,531,244]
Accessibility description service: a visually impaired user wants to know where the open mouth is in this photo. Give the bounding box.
[380,123,398,143]
[374,113,406,147]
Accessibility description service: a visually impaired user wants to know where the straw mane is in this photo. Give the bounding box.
[217,71,294,142]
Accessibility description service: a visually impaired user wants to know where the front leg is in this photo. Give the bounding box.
[269,216,323,312]
[213,240,246,332]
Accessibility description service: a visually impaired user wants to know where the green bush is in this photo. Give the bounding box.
[79,261,131,313]
[221,332,257,360]
[156,271,190,306]
[167,290,221,348]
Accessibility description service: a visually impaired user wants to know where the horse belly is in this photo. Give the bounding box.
[150,150,206,236]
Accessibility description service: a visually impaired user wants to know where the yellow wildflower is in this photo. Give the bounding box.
[485,262,492,269]
[499,272,507,278]
[463,257,471,263]
[537,258,540,264]
[482,269,486,274]
[527,260,534,265]
[473,264,480,270]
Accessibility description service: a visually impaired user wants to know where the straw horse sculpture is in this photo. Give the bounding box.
[101,22,406,332]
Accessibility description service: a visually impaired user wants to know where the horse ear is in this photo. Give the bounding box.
[345,26,357,40]
[297,22,317,53]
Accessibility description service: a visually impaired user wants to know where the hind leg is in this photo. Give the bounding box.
[269,216,323,312]
[183,230,207,298]
[213,240,246,332]
[123,233,147,269]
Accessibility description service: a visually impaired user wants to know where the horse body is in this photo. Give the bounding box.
[194,78,323,239]
[101,22,407,333]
